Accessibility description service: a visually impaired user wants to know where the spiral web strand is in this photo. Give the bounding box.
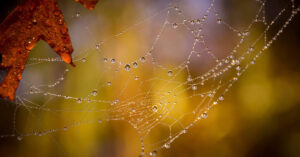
[0,0,299,156]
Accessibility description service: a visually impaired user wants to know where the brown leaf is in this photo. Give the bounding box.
[0,0,99,101]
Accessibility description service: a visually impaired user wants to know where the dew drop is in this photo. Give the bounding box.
[152,105,158,112]
[133,62,138,68]
[75,11,80,17]
[164,143,170,149]
[150,150,157,156]
[172,23,178,29]
[17,136,23,141]
[217,18,222,24]
[81,58,87,62]
[24,39,35,50]
[237,32,242,36]
[107,82,111,86]
[91,89,98,96]
[168,70,173,76]
[32,18,37,24]
[124,64,131,71]
[58,18,63,25]
[192,85,197,91]
[243,31,249,36]
[110,58,115,64]
[140,57,146,63]
[201,113,208,119]
[76,98,82,103]
[132,108,136,113]
[231,60,237,66]
[219,96,224,101]
[190,19,195,25]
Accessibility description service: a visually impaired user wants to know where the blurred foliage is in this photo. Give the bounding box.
[0,0,300,157]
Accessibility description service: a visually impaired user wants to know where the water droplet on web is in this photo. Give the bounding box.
[192,85,197,91]
[124,64,131,71]
[217,18,222,24]
[98,119,102,123]
[201,113,208,119]
[219,96,224,101]
[132,108,136,113]
[75,11,80,17]
[243,31,249,36]
[164,143,170,149]
[63,126,68,131]
[168,70,173,76]
[172,23,178,29]
[76,98,82,103]
[187,76,192,82]
[17,136,23,141]
[96,44,100,49]
[190,19,195,25]
[133,62,138,68]
[29,89,34,94]
[231,60,237,66]
[81,58,87,62]
[134,76,139,80]
[152,105,158,112]
[249,46,254,52]
[237,32,242,36]
[91,89,98,96]
[110,58,115,64]
[107,82,111,86]
[140,57,146,63]
[104,58,108,62]
[150,150,157,156]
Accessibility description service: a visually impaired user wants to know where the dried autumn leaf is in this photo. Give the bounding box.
[0,0,98,101]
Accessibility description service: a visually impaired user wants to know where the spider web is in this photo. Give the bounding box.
[0,0,299,156]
